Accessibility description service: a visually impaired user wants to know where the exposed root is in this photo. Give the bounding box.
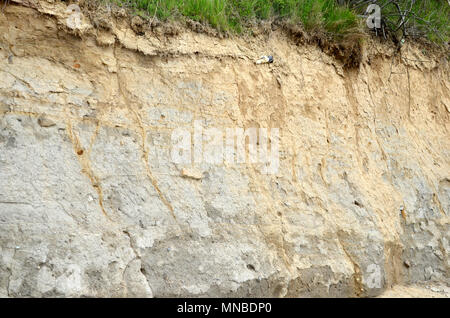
[337,231,365,297]
[65,118,109,219]
[114,45,178,224]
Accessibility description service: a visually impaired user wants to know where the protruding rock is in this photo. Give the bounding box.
[181,167,203,180]
[0,104,10,113]
[38,115,56,128]
[131,15,145,35]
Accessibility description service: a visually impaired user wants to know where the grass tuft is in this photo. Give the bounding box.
[113,0,362,36]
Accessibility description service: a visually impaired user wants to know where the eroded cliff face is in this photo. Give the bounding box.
[0,0,449,297]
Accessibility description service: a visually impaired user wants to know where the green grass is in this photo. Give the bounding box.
[112,0,362,36]
[109,0,448,44]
